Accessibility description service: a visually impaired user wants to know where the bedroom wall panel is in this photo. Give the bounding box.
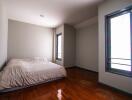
[64,24,76,67]
[75,20,98,72]
[8,20,53,61]
[0,0,8,69]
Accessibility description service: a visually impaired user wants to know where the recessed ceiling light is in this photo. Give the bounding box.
[40,15,44,18]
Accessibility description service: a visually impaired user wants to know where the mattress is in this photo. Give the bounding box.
[0,59,66,90]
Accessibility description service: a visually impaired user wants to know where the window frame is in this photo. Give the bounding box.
[105,5,132,77]
[56,33,62,60]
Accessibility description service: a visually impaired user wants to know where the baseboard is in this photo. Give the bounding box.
[75,66,98,73]
[65,66,76,69]
[65,66,98,73]
[99,82,132,96]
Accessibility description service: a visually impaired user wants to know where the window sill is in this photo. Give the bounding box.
[56,59,62,61]
[106,68,132,78]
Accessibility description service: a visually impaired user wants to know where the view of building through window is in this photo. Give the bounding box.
[56,34,62,60]
[110,13,131,71]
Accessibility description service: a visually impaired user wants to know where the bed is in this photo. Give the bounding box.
[0,58,66,93]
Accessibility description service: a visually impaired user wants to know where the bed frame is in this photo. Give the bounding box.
[0,77,63,94]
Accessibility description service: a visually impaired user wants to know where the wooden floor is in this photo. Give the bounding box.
[0,67,131,100]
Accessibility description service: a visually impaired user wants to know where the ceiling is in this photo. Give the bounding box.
[7,0,104,28]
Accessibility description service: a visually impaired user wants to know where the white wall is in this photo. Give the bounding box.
[76,21,98,72]
[64,24,76,67]
[8,20,53,61]
[98,0,132,94]
[0,0,8,69]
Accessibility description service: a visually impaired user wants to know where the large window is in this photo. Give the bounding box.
[105,6,132,77]
[56,33,62,60]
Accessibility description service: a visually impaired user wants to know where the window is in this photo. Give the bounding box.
[105,6,132,77]
[56,33,62,60]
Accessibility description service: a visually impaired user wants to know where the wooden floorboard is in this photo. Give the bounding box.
[0,67,131,100]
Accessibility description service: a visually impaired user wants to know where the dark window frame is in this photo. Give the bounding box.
[105,5,132,77]
[56,33,62,60]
